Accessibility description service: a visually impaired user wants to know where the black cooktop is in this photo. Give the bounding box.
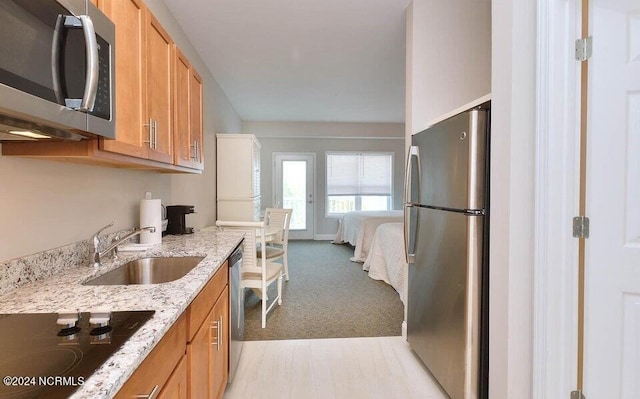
[0,310,154,398]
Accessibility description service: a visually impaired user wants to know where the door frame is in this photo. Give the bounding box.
[272,152,316,240]
[534,0,582,397]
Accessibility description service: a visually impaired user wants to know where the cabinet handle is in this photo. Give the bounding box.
[218,315,223,349]
[211,320,219,349]
[134,384,159,399]
[210,316,223,351]
[153,119,158,150]
[144,118,153,148]
[190,140,199,161]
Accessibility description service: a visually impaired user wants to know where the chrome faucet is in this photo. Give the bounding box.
[91,222,156,267]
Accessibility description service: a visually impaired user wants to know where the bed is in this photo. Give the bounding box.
[362,222,408,305]
[333,210,404,263]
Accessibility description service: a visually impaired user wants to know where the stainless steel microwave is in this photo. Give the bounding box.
[0,0,115,141]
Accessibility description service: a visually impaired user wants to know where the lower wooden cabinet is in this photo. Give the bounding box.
[210,287,229,399]
[159,354,188,399]
[187,269,229,399]
[115,314,187,399]
[115,263,230,399]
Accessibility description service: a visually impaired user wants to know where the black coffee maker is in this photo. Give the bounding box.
[166,205,195,235]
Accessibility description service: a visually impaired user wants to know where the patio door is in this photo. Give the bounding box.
[273,153,315,239]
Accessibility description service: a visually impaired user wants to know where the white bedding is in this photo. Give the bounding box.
[333,210,404,262]
[363,222,408,305]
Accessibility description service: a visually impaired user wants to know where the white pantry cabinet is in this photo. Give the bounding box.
[216,134,261,221]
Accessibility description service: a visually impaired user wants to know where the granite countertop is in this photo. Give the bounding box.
[0,229,244,399]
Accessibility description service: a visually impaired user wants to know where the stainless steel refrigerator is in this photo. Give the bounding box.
[404,102,490,399]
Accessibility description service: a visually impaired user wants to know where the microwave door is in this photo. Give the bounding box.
[85,1,115,138]
[0,0,115,140]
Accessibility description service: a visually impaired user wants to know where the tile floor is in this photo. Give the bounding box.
[224,336,448,399]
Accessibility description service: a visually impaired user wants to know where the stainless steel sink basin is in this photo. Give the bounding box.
[84,256,205,285]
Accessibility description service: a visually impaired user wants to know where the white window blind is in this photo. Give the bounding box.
[327,153,392,196]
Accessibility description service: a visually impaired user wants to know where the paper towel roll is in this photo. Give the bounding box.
[140,199,162,244]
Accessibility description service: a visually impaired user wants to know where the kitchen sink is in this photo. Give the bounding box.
[83,256,205,285]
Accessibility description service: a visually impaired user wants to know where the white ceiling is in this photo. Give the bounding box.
[162,0,409,123]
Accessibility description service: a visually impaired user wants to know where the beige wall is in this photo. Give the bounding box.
[0,0,241,262]
[243,121,405,237]
[406,0,491,135]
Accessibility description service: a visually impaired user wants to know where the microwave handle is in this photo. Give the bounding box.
[78,15,99,112]
[51,15,64,105]
[59,15,99,112]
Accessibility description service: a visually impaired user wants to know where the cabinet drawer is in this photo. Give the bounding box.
[186,263,228,342]
[115,313,187,398]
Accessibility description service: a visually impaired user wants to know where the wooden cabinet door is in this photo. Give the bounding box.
[145,10,173,163]
[210,286,229,399]
[188,306,213,399]
[174,48,192,168]
[189,68,204,170]
[158,354,187,399]
[98,0,149,159]
[188,287,229,399]
[174,48,204,170]
[115,315,186,399]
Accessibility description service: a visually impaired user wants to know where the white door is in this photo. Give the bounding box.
[273,153,315,240]
[584,1,640,397]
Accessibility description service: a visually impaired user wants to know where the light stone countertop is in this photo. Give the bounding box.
[0,229,244,399]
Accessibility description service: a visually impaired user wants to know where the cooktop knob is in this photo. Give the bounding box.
[56,311,81,337]
[89,311,112,327]
[56,312,80,329]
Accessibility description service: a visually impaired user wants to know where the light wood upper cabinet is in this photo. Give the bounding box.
[2,0,201,174]
[99,0,173,164]
[189,66,204,169]
[145,10,174,163]
[174,47,204,170]
[99,0,147,159]
[174,49,190,168]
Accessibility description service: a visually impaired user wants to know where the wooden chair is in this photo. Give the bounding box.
[258,208,293,281]
[216,220,284,328]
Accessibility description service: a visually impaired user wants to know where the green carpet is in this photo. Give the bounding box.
[243,240,404,340]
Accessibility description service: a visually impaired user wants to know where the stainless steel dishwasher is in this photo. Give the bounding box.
[228,243,244,382]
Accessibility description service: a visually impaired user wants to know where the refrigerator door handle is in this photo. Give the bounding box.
[403,145,421,205]
[403,145,420,263]
[404,204,415,263]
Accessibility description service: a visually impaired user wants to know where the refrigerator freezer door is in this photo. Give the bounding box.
[407,207,484,399]
[411,108,488,211]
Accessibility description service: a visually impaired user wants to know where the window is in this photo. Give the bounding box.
[326,152,393,215]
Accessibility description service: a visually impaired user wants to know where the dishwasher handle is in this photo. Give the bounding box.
[228,244,243,266]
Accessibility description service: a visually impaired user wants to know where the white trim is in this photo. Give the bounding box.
[420,94,492,132]
[533,0,581,397]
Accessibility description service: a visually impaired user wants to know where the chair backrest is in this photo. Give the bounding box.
[263,208,292,245]
[215,220,266,278]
